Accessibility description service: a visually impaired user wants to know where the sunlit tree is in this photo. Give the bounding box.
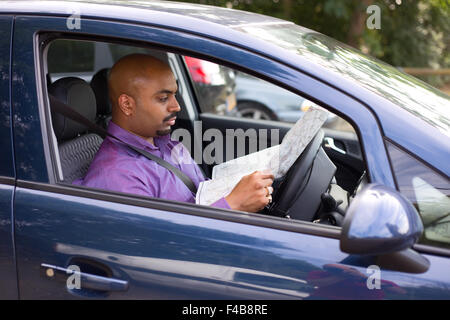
[176,0,449,88]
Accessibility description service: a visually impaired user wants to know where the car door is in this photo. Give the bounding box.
[0,15,18,300]
[12,16,346,300]
[11,14,450,300]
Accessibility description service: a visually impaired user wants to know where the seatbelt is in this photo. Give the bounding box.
[49,95,198,194]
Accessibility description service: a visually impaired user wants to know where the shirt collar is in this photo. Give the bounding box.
[107,121,170,151]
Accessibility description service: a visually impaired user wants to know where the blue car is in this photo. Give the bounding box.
[0,0,449,300]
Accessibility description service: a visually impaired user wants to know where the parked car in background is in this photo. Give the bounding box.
[235,71,338,125]
[235,71,303,122]
[0,0,449,301]
[185,57,338,126]
[184,56,237,116]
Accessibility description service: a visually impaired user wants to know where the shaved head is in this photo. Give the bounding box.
[108,54,180,143]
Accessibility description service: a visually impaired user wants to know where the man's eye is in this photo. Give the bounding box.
[159,96,169,103]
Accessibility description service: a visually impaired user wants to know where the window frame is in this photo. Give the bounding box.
[36,32,344,239]
[41,36,201,183]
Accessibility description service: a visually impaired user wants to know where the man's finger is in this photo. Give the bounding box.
[261,178,274,188]
[259,172,274,180]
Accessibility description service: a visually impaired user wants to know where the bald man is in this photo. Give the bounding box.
[75,54,274,212]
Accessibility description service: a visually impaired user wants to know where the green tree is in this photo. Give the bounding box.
[364,0,450,87]
[175,0,450,88]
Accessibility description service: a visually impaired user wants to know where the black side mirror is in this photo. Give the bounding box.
[340,184,429,273]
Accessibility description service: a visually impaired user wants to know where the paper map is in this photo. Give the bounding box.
[196,106,329,206]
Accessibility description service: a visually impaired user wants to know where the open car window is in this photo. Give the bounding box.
[183,56,355,134]
[43,37,366,228]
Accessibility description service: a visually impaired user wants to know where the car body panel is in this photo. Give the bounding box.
[0,15,18,300]
[0,15,15,178]
[11,16,49,182]
[0,183,17,300]
[13,186,342,299]
[0,1,448,299]
[13,185,450,299]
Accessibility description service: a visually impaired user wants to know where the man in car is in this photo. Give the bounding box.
[75,54,274,212]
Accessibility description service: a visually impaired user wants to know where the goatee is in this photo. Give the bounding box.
[156,128,172,136]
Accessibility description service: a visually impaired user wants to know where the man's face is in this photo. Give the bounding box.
[130,68,180,139]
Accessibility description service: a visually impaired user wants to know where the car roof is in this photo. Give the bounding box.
[2,0,287,27]
[2,0,449,176]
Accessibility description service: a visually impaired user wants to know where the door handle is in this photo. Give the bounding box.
[324,137,346,154]
[41,263,129,292]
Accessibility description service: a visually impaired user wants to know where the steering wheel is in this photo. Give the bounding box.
[264,130,325,220]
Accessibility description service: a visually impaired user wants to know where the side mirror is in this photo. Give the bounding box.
[340,184,429,273]
[341,184,423,255]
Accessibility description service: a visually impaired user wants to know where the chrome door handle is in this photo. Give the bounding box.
[41,263,129,292]
[324,137,346,154]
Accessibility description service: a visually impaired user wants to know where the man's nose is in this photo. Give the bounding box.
[169,96,181,113]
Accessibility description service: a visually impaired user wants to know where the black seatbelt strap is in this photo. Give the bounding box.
[49,95,198,194]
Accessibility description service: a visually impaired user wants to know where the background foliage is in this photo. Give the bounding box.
[175,0,450,91]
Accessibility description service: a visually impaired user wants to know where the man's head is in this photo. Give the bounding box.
[108,54,180,142]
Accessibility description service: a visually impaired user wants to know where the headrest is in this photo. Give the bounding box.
[49,77,97,141]
[90,68,112,116]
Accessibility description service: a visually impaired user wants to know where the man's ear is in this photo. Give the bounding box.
[117,94,135,116]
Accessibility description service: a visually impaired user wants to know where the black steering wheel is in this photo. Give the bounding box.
[264,130,325,220]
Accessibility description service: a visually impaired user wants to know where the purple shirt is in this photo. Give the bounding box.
[73,122,230,209]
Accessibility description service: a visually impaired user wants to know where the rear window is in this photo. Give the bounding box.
[47,39,94,73]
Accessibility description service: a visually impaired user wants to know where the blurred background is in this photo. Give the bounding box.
[175,0,450,95]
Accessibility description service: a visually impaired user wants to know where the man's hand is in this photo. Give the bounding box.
[225,171,274,212]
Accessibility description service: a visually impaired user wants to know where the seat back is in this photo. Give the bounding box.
[90,68,112,128]
[49,77,103,183]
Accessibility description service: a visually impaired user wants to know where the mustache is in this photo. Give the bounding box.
[163,112,178,122]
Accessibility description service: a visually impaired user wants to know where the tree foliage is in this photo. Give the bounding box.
[175,0,450,87]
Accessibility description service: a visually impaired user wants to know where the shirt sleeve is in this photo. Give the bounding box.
[210,197,232,209]
[78,167,157,198]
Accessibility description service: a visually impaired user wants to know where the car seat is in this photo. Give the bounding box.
[90,68,112,129]
[48,77,103,183]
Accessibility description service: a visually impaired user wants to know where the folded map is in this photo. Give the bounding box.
[196,106,329,206]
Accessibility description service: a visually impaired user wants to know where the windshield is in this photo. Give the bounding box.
[234,23,450,137]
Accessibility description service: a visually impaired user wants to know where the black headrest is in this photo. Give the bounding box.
[90,68,111,116]
[49,77,97,141]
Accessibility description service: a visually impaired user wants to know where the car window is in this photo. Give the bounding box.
[47,39,95,74]
[183,56,237,117]
[43,37,367,228]
[183,56,354,134]
[108,43,151,62]
[387,141,450,249]
[47,40,164,83]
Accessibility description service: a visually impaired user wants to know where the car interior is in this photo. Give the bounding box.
[42,37,369,227]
